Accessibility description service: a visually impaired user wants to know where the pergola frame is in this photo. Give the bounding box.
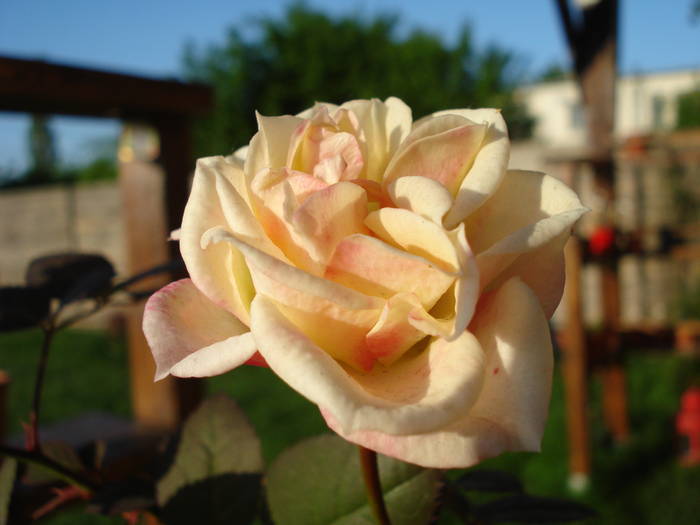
[1,56,213,428]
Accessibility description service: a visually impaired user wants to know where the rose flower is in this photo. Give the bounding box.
[144,98,586,468]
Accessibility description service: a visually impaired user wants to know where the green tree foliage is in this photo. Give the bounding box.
[676,89,700,129]
[537,63,570,82]
[183,3,534,157]
[25,114,57,184]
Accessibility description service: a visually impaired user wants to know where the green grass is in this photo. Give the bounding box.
[1,329,699,524]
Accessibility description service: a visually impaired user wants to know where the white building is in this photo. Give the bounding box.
[517,67,700,151]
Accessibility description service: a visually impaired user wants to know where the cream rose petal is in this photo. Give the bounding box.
[202,226,384,370]
[341,97,412,182]
[467,170,587,315]
[291,181,370,266]
[383,115,487,195]
[180,157,258,323]
[436,109,510,229]
[325,234,455,308]
[251,294,487,436]
[365,208,460,272]
[323,277,553,468]
[387,176,454,225]
[143,279,257,381]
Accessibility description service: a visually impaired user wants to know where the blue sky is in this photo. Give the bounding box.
[1,0,698,173]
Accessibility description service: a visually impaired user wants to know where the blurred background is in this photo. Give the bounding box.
[1,1,699,524]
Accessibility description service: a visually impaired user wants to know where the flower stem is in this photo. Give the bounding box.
[29,321,55,451]
[0,445,96,491]
[358,446,392,525]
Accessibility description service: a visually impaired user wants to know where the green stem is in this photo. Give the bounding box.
[358,446,392,525]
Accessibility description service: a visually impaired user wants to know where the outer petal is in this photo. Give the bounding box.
[180,157,259,324]
[468,278,554,449]
[467,170,586,316]
[143,279,257,381]
[251,295,487,436]
[466,170,586,255]
[437,109,510,229]
[324,278,553,468]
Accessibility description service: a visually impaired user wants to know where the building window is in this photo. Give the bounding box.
[570,102,585,129]
[652,95,665,129]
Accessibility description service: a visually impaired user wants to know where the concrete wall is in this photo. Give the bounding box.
[0,182,127,286]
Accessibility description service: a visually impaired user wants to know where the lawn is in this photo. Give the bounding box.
[1,328,699,524]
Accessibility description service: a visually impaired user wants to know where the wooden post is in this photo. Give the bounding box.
[562,206,591,488]
[555,0,629,450]
[119,123,201,428]
[120,156,178,429]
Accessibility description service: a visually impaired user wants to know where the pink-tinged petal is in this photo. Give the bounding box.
[286,171,329,202]
[213,168,285,260]
[468,278,554,449]
[324,277,553,468]
[323,409,510,469]
[312,131,364,184]
[341,97,412,182]
[201,226,383,311]
[388,176,453,225]
[383,115,486,195]
[364,293,429,365]
[291,181,370,266]
[287,106,364,184]
[365,208,460,272]
[248,168,320,272]
[437,109,510,229]
[350,179,393,208]
[296,101,340,119]
[143,279,256,381]
[180,157,256,324]
[202,226,383,370]
[251,295,486,435]
[325,234,455,310]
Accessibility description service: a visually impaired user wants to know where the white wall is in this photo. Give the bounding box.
[518,68,700,149]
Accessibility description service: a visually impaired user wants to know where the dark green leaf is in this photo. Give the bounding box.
[157,394,263,525]
[26,253,115,304]
[455,469,523,493]
[0,459,17,525]
[475,494,597,523]
[0,286,50,331]
[23,441,85,485]
[88,479,155,516]
[266,434,441,525]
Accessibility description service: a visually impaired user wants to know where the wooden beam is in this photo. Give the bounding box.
[0,56,212,119]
